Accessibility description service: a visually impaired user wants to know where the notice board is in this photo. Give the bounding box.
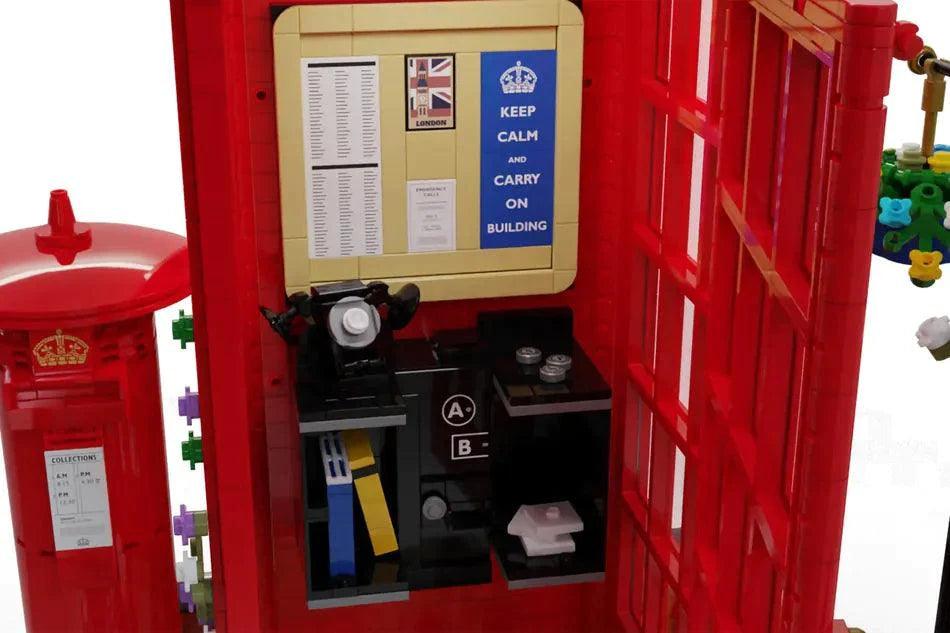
[274,0,583,301]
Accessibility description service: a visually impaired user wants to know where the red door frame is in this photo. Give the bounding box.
[609,0,895,631]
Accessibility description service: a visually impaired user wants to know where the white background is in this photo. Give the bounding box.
[0,1,947,631]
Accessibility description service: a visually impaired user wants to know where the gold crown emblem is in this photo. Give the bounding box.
[32,330,90,368]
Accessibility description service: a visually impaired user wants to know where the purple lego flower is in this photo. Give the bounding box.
[178,387,200,426]
[173,504,197,545]
[178,582,195,613]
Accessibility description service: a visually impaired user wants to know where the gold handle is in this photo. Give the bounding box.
[911,47,948,158]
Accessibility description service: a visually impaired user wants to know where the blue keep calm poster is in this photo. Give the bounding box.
[480,50,557,249]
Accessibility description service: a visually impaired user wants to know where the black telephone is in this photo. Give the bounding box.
[261,280,421,378]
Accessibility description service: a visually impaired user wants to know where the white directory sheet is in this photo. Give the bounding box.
[45,446,113,551]
[301,56,383,259]
[408,179,457,253]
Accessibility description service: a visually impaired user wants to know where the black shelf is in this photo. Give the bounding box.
[301,429,408,609]
[486,317,612,591]
[305,521,408,609]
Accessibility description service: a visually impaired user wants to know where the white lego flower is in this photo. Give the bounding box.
[917,316,950,349]
[945,202,950,230]
[898,142,921,160]
[175,555,199,589]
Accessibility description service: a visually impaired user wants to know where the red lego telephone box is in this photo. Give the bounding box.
[169,0,896,631]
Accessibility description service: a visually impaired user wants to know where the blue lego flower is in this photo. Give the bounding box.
[879,197,913,228]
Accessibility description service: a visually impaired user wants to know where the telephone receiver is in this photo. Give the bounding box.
[386,283,421,330]
[261,280,421,343]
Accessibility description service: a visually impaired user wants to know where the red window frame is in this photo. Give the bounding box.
[609,1,895,631]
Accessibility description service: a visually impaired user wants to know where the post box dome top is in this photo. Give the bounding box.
[0,190,190,330]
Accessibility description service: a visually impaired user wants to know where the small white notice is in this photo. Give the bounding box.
[408,179,457,253]
[45,446,112,551]
[301,56,383,259]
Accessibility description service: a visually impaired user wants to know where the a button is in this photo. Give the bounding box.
[342,307,370,335]
[422,494,448,521]
[539,364,567,383]
[546,354,573,371]
[516,347,543,365]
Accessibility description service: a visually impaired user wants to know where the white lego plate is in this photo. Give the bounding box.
[508,501,584,546]
[519,532,576,556]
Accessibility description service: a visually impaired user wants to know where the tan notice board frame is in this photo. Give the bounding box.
[274,0,583,301]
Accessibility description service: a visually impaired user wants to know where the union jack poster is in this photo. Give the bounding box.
[406,54,455,131]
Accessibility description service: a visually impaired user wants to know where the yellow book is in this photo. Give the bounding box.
[342,430,399,556]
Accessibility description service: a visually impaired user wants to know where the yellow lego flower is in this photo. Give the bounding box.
[910,249,944,284]
[930,152,950,174]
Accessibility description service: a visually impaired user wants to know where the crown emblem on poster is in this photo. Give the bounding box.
[500,61,538,94]
[32,330,90,368]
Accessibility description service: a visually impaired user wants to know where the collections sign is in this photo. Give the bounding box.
[45,446,112,551]
[480,50,557,249]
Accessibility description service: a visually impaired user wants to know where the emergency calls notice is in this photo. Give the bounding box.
[302,57,383,259]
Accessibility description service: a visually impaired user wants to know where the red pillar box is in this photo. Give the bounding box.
[0,190,189,632]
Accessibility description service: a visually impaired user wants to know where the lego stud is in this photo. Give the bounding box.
[342,307,371,335]
[545,506,561,521]
[539,364,567,383]
[327,299,381,350]
[546,354,573,371]
[516,347,542,365]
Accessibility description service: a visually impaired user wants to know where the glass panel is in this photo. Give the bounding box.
[696,0,714,101]
[679,298,695,408]
[671,447,686,545]
[687,138,705,261]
